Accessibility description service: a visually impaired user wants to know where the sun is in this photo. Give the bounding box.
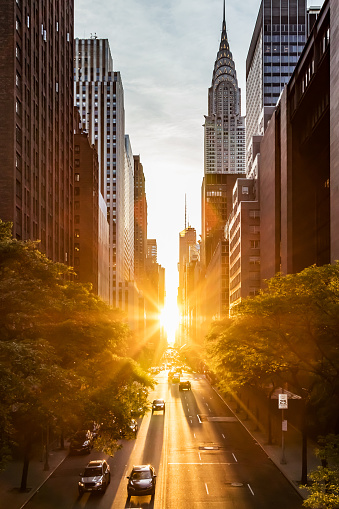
[160,300,180,346]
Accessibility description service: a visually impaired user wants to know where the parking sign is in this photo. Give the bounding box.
[278,394,288,409]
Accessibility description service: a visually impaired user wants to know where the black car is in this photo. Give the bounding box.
[69,430,94,455]
[78,459,110,495]
[179,380,191,391]
[152,399,165,414]
[127,464,156,498]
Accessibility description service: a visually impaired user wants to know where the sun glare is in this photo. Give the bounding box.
[160,300,180,346]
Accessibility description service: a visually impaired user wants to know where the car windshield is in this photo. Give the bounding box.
[154,400,163,404]
[83,467,102,477]
[131,471,152,480]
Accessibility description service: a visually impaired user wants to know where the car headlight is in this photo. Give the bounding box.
[79,481,85,487]
[83,441,89,446]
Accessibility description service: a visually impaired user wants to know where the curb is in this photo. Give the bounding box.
[19,451,69,509]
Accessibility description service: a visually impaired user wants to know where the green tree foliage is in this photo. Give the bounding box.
[205,264,339,432]
[303,435,339,508]
[0,221,153,472]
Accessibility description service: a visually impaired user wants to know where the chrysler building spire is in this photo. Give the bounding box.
[204,1,245,175]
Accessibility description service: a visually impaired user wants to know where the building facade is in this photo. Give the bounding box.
[134,155,147,286]
[74,132,109,301]
[246,0,307,177]
[74,38,126,307]
[0,0,74,264]
[202,2,245,269]
[123,135,134,284]
[260,0,335,280]
[226,179,261,310]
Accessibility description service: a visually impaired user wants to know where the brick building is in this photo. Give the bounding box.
[0,0,74,264]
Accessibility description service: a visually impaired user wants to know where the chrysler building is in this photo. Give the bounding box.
[204,1,245,175]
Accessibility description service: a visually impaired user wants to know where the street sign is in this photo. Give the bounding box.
[278,393,288,409]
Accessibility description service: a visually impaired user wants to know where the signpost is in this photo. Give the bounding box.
[279,393,288,464]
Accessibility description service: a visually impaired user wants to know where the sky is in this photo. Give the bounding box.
[74,0,324,336]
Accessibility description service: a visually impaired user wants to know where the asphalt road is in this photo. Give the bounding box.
[24,370,303,508]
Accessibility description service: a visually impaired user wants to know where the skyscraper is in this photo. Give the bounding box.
[202,1,245,268]
[246,0,307,176]
[0,1,74,264]
[134,155,147,285]
[204,1,245,176]
[124,135,134,283]
[74,38,126,306]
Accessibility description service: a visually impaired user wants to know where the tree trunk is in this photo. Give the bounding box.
[301,402,308,484]
[60,430,65,450]
[20,441,31,492]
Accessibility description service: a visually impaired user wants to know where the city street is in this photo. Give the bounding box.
[24,370,303,509]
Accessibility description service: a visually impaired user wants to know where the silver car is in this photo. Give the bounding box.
[78,459,110,495]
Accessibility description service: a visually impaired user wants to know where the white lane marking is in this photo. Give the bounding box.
[194,433,196,438]
[232,453,238,462]
[198,451,201,461]
[222,434,225,439]
[247,484,255,496]
[197,414,202,423]
[190,419,192,424]
[187,407,190,412]
[205,483,209,495]
[168,462,235,465]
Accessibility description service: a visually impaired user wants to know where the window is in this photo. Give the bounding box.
[250,240,260,249]
[74,187,80,196]
[242,186,249,195]
[75,229,80,238]
[74,173,80,181]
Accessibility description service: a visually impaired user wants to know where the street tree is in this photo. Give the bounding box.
[206,264,339,433]
[303,434,339,509]
[0,221,153,485]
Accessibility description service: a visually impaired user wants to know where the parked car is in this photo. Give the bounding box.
[179,380,191,391]
[120,418,138,438]
[69,430,94,455]
[152,399,165,414]
[127,464,156,498]
[78,459,110,495]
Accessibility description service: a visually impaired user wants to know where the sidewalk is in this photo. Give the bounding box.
[0,445,69,509]
[212,385,321,499]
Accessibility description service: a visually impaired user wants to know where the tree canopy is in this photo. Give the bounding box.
[205,264,339,434]
[0,220,153,468]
